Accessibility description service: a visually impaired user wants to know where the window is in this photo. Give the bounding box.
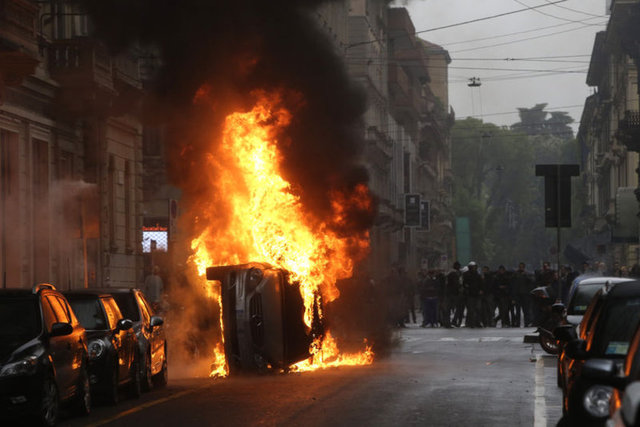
[102,297,120,330]
[67,298,107,330]
[136,293,151,324]
[41,298,57,332]
[47,295,71,323]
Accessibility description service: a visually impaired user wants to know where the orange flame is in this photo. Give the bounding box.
[188,91,372,376]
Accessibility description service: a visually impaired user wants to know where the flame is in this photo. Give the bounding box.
[188,91,373,376]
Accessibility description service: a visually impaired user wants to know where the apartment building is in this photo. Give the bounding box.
[0,1,144,289]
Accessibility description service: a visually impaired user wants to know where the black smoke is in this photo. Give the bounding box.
[76,0,375,231]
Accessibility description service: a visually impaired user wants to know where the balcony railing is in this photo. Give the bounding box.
[617,110,640,152]
[49,39,114,90]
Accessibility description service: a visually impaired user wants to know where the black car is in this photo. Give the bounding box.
[555,280,640,424]
[206,263,314,374]
[107,288,167,390]
[64,290,141,404]
[0,284,90,426]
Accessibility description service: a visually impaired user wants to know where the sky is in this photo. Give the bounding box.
[397,0,610,133]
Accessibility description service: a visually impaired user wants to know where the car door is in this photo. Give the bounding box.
[56,296,86,392]
[103,297,135,380]
[137,292,163,373]
[42,294,74,397]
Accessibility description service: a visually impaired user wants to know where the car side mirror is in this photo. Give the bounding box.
[117,318,134,331]
[565,338,588,360]
[50,322,73,337]
[150,316,164,328]
[554,324,577,342]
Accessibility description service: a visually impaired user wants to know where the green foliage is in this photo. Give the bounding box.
[451,109,585,269]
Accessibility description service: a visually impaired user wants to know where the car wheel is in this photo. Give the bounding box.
[153,349,168,388]
[539,334,558,354]
[142,352,153,392]
[129,356,142,398]
[38,375,59,427]
[73,363,91,416]
[106,363,119,405]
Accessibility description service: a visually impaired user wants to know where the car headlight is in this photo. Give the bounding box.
[584,385,614,418]
[88,339,106,360]
[0,355,38,377]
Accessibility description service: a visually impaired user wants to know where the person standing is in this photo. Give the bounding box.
[448,262,464,327]
[481,265,496,327]
[144,265,164,311]
[494,265,511,327]
[512,262,533,327]
[462,262,483,328]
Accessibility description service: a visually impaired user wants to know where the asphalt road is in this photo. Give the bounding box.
[60,326,562,427]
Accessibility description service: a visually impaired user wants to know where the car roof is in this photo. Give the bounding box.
[63,289,116,298]
[99,287,139,294]
[599,280,640,299]
[576,276,635,286]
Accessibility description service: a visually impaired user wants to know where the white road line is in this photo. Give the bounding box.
[534,354,547,427]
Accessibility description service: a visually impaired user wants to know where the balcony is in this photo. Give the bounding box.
[617,111,640,152]
[49,38,117,115]
[0,0,39,85]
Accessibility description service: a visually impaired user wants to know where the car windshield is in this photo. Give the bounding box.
[111,293,140,322]
[67,298,108,330]
[0,298,40,341]
[593,297,640,357]
[568,284,604,315]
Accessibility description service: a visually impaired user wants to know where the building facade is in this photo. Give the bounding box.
[579,0,640,267]
[0,1,144,290]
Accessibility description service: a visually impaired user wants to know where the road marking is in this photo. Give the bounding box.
[534,354,547,427]
[86,383,210,426]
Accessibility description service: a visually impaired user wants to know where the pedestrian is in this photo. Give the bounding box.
[436,270,450,327]
[448,262,464,327]
[418,270,439,327]
[144,265,164,311]
[481,265,496,327]
[494,265,511,327]
[512,262,533,327]
[462,262,484,328]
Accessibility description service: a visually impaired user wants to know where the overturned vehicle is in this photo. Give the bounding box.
[206,263,319,374]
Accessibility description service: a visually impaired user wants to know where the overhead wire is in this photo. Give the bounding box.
[511,0,606,24]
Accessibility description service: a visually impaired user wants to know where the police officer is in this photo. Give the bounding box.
[463,262,484,328]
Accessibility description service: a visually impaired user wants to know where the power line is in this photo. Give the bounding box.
[347,0,570,49]
[512,0,604,24]
[451,21,606,54]
[542,0,606,18]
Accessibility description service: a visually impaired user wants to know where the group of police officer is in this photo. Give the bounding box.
[416,261,551,328]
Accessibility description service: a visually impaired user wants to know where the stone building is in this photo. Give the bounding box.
[318,2,454,279]
[0,1,144,289]
[578,0,640,267]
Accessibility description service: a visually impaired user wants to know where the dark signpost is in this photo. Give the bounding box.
[535,164,579,300]
[405,194,421,227]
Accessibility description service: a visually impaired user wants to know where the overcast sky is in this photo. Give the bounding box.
[397,0,610,133]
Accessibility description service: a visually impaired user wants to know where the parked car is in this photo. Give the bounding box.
[0,284,90,426]
[556,277,634,386]
[566,277,634,327]
[64,290,141,404]
[107,288,167,390]
[555,280,640,424]
[206,263,315,374]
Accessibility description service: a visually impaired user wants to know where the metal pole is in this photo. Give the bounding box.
[557,164,562,302]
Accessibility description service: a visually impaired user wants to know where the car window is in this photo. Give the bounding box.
[67,298,108,330]
[136,293,151,324]
[47,295,70,323]
[102,297,122,329]
[625,327,640,378]
[0,297,41,341]
[60,297,80,326]
[581,295,603,340]
[41,297,56,332]
[111,293,140,322]
[592,297,640,357]
[138,292,154,316]
[568,284,603,315]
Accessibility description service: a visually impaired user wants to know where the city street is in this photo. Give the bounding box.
[61,327,562,427]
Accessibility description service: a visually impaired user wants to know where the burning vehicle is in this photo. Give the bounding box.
[207,263,320,374]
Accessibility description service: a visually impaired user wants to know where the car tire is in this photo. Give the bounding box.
[106,363,119,405]
[539,334,558,354]
[73,363,91,416]
[142,351,153,392]
[37,375,59,427]
[153,349,168,388]
[129,356,142,398]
